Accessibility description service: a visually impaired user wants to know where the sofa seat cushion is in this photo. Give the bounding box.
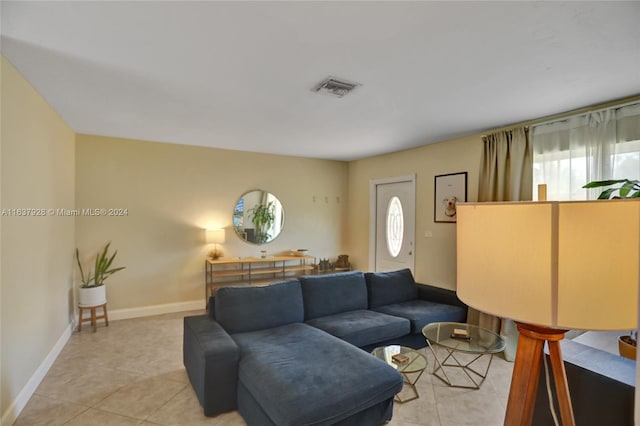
[373,300,467,333]
[365,269,418,308]
[299,271,368,320]
[232,322,403,426]
[305,309,410,348]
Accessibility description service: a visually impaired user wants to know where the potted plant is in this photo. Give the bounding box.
[249,201,276,244]
[76,242,126,306]
[582,179,640,199]
[583,179,639,359]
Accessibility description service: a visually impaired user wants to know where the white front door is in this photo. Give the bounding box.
[370,175,416,272]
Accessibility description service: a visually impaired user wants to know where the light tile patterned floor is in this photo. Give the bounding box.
[14,311,513,425]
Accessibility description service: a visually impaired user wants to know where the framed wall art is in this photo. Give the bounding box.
[434,172,467,223]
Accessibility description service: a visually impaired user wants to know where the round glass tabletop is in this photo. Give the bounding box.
[371,345,427,373]
[422,322,506,354]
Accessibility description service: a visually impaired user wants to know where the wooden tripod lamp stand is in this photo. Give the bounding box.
[456,198,640,425]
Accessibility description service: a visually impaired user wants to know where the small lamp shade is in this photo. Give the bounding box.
[456,199,639,331]
[206,229,225,245]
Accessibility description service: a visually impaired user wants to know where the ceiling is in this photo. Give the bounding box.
[2,1,639,161]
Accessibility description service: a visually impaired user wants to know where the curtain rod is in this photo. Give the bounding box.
[480,94,640,138]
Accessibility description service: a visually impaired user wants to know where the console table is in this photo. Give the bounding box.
[205,255,315,302]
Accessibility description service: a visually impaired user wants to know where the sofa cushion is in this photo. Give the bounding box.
[306,309,410,347]
[232,322,403,426]
[365,268,418,308]
[215,280,303,333]
[373,300,467,333]
[299,271,368,320]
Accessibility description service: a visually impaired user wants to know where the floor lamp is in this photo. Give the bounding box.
[456,199,640,426]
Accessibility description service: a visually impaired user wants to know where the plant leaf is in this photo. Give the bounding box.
[583,179,627,189]
[619,181,635,197]
[597,188,617,199]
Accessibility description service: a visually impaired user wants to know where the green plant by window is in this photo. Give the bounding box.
[75,242,126,288]
[582,179,640,199]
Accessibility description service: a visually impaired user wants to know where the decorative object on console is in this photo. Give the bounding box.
[316,258,334,273]
[434,172,467,223]
[335,254,351,270]
[457,199,640,426]
[206,229,225,260]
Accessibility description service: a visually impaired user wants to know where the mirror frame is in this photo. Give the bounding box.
[232,189,285,245]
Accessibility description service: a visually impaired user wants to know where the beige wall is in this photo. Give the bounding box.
[75,135,348,311]
[346,134,483,290]
[1,56,76,419]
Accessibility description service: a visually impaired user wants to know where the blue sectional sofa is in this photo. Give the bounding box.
[183,269,467,425]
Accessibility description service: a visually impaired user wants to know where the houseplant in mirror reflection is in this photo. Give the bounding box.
[75,242,126,306]
[249,201,276,244]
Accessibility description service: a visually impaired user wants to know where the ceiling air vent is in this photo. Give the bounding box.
[313,77,361,98]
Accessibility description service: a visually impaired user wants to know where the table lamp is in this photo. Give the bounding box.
[206,229,225,260]
[456,199,639,425]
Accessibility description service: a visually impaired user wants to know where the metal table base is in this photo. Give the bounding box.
[427,341,497,389]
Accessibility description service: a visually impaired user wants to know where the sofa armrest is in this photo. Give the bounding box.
[415,283,467,311]
[533,339,635,425]
[183,315,239,416]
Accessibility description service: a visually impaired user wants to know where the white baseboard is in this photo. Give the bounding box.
[108,299,205,321]
[2,299,205,424]
[1,323,73,426]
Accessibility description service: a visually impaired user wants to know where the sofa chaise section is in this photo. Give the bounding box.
[233,322,402,426]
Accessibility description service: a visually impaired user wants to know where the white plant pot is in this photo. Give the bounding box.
[79,285,106,307]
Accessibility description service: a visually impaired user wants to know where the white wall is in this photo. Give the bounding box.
[1,55,76,423]
[75,134,349,312]
[346,134,482,289]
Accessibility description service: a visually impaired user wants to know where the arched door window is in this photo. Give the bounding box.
[386,196,404,257]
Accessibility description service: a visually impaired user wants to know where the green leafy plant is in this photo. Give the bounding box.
[249,201,276,244]
[583,179,640,199]
[75,242,126,288]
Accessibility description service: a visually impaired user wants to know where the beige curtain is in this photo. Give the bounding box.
[479,127,532,202]
[477,127,532,361]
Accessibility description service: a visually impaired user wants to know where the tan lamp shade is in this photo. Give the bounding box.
[456,199,640,331]
[206,229,225,245]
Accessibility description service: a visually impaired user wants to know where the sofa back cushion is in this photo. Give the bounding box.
[365,268,418,308]
[299,271,368,320]
[215,280,303,333]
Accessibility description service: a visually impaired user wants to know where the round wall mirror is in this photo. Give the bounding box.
[233,190,285,244]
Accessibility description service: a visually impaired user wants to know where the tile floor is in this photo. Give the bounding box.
[14,311,514,426]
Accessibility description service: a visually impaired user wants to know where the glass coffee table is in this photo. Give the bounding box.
[422,322,505,389]
[371,345,427,403]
